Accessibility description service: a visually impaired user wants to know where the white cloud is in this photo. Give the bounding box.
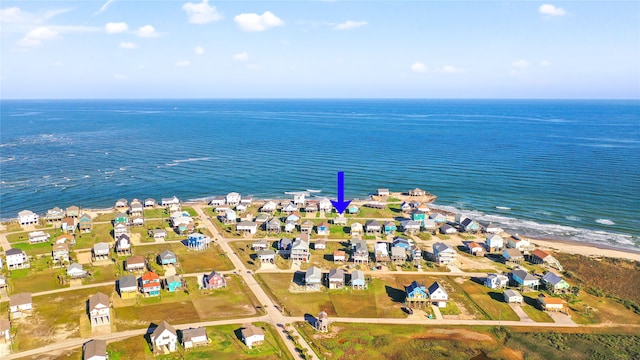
[183,0,222,24]
[234,11,283,32]
[18,26,58,47]
[94,0,116,16]
[512,59,529,68]
[442,65,462,73]
[233,52,249,61]
[1,6,70,24]
[334,20,368,30]
[411,62,427,73]
[195,45,204,55]
[114,73,127,80]
[119,41,138,49]
[176,60,190,67]
[105,22,128,34]
[539,4,566,16]
[540,59,551,67]
[137,25,159,38]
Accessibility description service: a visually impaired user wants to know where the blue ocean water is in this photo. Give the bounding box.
[1,99,639,250]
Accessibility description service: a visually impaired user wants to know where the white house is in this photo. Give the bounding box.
[6,248,29,270]
[0,319,11,343]
[486,234,504,251]
[67,263,88,278]
[88,292,111,327]
[504,289,524,304]
[226,192,241,206]
[18,210,39,226]
[427,281,449,308]
[151,321,178,354]
[83,339,107,360]
[9,293,32,318]
[181,327,209,349]
[261,201,277,212]
[432,242,457,265]
[508,235,532,252]
[241,325,265,349]
[319,199,333,212]
[28,231,50,244]
[484,274,509,289]
[236,221,258,235]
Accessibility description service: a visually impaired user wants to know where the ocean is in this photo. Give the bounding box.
[1,99,639,250]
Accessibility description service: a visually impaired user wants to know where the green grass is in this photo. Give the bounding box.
[7,229,61,243]
[75,222,113,249]
[520,294,554,322]
[182,206,198,217]
[143,208,168,219]
[353,206,396,219]
[10,268,63,293]
[131,242,233,274]
[506,332,640,360]
[12,241,53,256]
[93,211,116,222]
[457,280,520,321]
[439,300,461,315]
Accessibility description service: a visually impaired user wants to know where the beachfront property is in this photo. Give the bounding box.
[78,213,92,233]
[165,275,183,292]
[485,274,509,289]
[405,281,427,302]
[181,327,209,349]
[459,217,481,233]
[6,248,30,270]
[28,230,50,244]
[365,220,381,234]
[347,205,359,215]
[467,242,484,256]
[428,281,449,308]
[508,234,534,254]
[52,243,70,264]
[149,228,167,241]
[204,271,226,289]
[157,250,177,266]
[61,217,76,233]
[9,293,33,319]
[241,324,265,348]
[118,275,138,299]
[374,242,390,263]
[486,234,504,252]
[350,222,364,236]
[504,289,524,304]
[530,249,563,271]
[67,262,88,278]
[293,193,306,206]
[400,202,412,213]
[209,196,226,206]
[351,239,370,264]
[18,210,39,226]
[161,196,181,211]
[129,199,143,217]
[305,266,322,290]
[282,202,298,214]
[257,250,276,264]
[333,250,346,263]
[115,234,132,255]
[67,205,81,217]
[541,272,571,293]
[151,321,178,354]
[83,339,107,360]
[125,255,145,272]
[45,207,65,222]
[316,311,330,332]
[319,199,333,212]
[144,198,156,207]
[114,199,128,209]
[291,235,310,262]
[260,201,277,213]
[432,242,457,265]
[328,268,345,289]
[351,270,367,289]
[187,233,210,251]
[88,292,111,327]
[408,188,426,196]
[509,269,539,290]
[141,271,161,296]
[485,223,503,234]
[429,212,447,224]
[503,248,524,264]
[225,192,241,206]
[305,200,318,213]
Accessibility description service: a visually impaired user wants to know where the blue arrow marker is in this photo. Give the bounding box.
[330,171,352,215]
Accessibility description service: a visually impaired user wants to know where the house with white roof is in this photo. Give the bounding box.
[226,192,241,206]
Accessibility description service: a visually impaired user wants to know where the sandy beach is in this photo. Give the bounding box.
[529,237,640,262]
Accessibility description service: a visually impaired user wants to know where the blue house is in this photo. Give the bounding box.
[164,275,182,292]
[460,218,481,233]
[347,205,359,214]
[509,269,539,290]
[383,221,397,234]
[158,250,177,265]
[429,213,447,224]
[411,211,426,221]
[188,233,210,251]
[392,237,412,249]
[405,281,427,302]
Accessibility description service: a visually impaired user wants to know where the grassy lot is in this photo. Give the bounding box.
[350,206,396,219]
[521,294,554,322]
[9,257,65,293]
[7,228,61,243]
[143,208,167,219]
[75,223,113,249]
[93,211,116,222]
[457,279,520,321]
[131,242,233,273]
[567,292,640,325]
[440,277,489,320]
[107,322,292,360]
[439,300,461,315]
[13,285,114,351]
[2,222,23,232]
[229,241,262,271]
[182,206,198,217]
[12,241,54,256]
[257,273,432,318]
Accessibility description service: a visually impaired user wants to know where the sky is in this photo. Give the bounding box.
[1,1,639,99]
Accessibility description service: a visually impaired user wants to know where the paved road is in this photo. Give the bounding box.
[510,304,534,322]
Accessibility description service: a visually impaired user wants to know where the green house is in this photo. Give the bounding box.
[114,212,128,224]
[165,275,182,292]
[412,211,426,221]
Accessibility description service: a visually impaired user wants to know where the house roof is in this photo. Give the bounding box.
[152,320,177,339]
[53,243,69,252]
[333,250,346,257]
[159,249,176,259]
[241,325,264,338]
[532,249,551,259]
[328,268,344,280]
[427,281,446,296]
[542,272,565,286]
[6,248,25,256]
[83,339,107,359]
[257,249,276,257]
[207,270,224,281]
[292,238,309,250]
[94,242,110,252]
[468,242,483,250]
[127,255,145,265]
[165,275,182,284]
[142,271,160,282]
[511,269,537,281]
[365,220,381,227]
[391,246,406,257]
[89,292,110,310]
[503,248,523,258]
[351,270,365,282]
[0,319,10,332]
[539,295,565,305]
[305,266,322,281]
[67,262,84,272]
[406,280,425,294]
[119,275,137,289]
[504,289,522,298]
[9,292,32,306]
[237,221,257,228]
[487,234,504,242]
[433,242,454,253]
[182,327,207,343]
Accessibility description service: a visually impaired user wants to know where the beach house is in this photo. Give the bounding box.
[52,243,70,265]
[305,201,318,213]
[141,271,161,297]
[252,239,269,250]
[439,224,458,234]
[485,223,503,234]
[151,321,178,354]
[350,222,364,236]
[83,339,107,360]
[509,269,539,290]
[88,292,111,327]
[411,246,423,265]
[333,250,346,263]
[45,207,65,222]
[181,327,209,349]
[319,199,333,212]
[393,237,412,249]
[530,249,563,270]
[391,246,408,264]
[433,242,457,265]
[460,218,481,233]
[125,255,145,272]
[60,217,75,233]
[236,221,258,235]
[9,293,33,319]
[225,192,241,206]
[129,199,143,217]
[508,235,534,254]
[537,295,568,312]
[165,275,183,292]
[315,240,327,250]
[503,248,524,264]
[401,220,422,234]
[282,202,298,214]
[408,188,426,196]
[261,201,277,212]
[266,218,282,233]
[28,230,50,244]
[383,221,397,234]
[316,311,329,332]
[204,271,226,289]
[144,198,156,207]
[0,319,9,343]
[351,270,367,289]
[241,325,265,349]
[118,275,138,299]
[278,238,293,257]
[467,242,484,256]
[365,220,381,234]
[405,281,427,302]
[429,213,447,224]
[299,220,314,234]
[115,234,131,255]
[257,250,276,264]
[283,222,295,233]
[504,289,524,304]
[188,233,210,251]
[161,196,181,210]
[412,210,427,222]
[67,263,88,278]
[377,188,390,196]
[117,275,138,299]
[485,274,509,289]
[316,223,330,236]
[6,248,29,270]
[18,210,39,226]
[114,199,128,209]
[149,228,167,241]
[328,268,345,289]
[291,236,310,262]
[157,250,177,266]
[486,234,504,251]
[351,239,369,264]
[305,266,322,290]
[541,272,571,293]
[66,205,81,217]
[332,215,348,225]
[427,281,449,308]
[374,242,390,263]
[0,275,7,292]
[347,205,359,215]
[78,213,92,233]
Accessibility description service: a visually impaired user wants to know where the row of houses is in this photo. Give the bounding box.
[485,269,571,294]
[302,267,367,290]
[114,196,181,212]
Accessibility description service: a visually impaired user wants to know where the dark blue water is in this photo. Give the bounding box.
[1,99,639,249]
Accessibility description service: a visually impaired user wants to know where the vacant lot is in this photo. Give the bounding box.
[457,279,520,321]
[132,242,233,273]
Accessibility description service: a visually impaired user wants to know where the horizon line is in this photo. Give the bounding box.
[2,97,639,101]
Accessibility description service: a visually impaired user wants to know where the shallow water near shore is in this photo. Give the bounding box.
[1,99,639,250]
